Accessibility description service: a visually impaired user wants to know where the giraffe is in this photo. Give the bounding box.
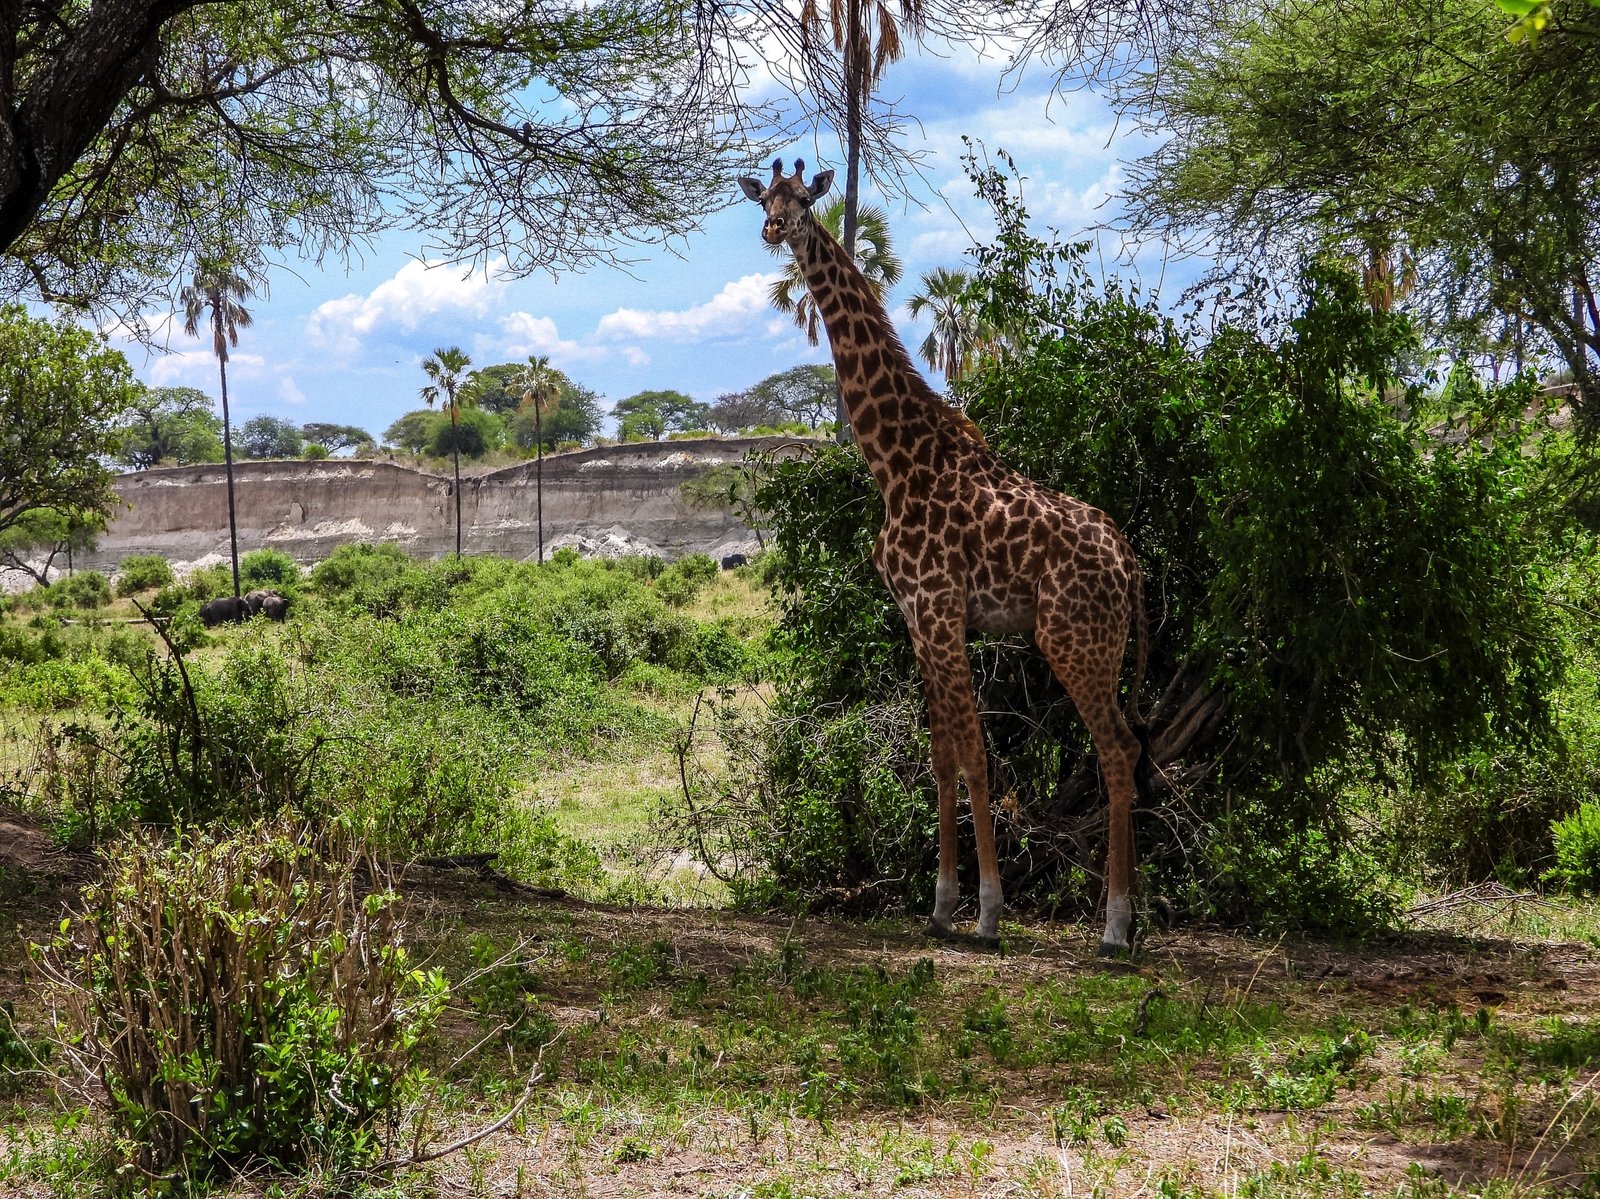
[740,159,1151,954]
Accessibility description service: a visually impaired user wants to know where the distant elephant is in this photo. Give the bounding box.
[244,588,275,614]
[200,596,250,627]
[260,595,288,621]
[720,553,748,570]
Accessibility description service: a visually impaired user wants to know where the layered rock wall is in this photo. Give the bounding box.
[82,437,806,572]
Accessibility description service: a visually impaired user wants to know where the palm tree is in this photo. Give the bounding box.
[770,198,902,347]
[799,0,925,439]
[513,354,563,564]
[181,260,254,600]
[907,266,990,384]
[419,346,473,557]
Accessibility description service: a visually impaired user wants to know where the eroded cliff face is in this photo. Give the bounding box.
[83,437,802,572]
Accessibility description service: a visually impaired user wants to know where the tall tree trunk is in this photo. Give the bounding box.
[535,400,544,563]
[451,401,462,557]
[219,356,241,599]
[836,0,864,446]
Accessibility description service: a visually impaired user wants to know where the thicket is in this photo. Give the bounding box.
[1,547,768,887]
[697,165,1598,932]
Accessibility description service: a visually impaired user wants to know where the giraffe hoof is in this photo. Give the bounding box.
[972,932,1001,952]
[1096,940,1132,960]
[925,920,958,941]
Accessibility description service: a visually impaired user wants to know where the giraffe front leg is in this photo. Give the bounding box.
[914,629,1001,946]
[927,724,960,938]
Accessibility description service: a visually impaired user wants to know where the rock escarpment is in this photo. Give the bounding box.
[83,437,806,573]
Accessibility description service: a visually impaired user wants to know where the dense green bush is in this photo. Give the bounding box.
[35,822,448,1179]
[720,164,1568,931]
[1547,802,1600,894]
[113,554,173,595]
[309,540,413,599]
[240,546,301,591]
[0,622,63,665]
[46,571,111,610]
[184,561,235,601]
[427,406,502,458]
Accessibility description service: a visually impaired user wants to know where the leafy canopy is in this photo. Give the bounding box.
[0,306,139,547]
[114,388,224,470]
[0,0,779,328]
[1118,0,1600,412]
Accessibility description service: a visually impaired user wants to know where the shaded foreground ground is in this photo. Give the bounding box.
[3,815,1598,1198]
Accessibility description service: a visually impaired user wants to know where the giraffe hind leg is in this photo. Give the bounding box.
[1035,611,1142,956]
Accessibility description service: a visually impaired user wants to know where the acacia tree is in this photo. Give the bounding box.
[238,415,304,459]
[181,261,254,599]
[0,306,138,580]
[420,347,473,556]
[1117,0,1600,413]
[114,387,224,468]
[0,0,781,329]
[300,423,374,455]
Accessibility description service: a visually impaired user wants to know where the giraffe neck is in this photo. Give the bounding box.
[789,215,956,489]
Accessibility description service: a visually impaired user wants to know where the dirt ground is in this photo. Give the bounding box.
[3,814,1598,1198]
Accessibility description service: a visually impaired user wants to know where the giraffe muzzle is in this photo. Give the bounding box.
[761,222,786,245]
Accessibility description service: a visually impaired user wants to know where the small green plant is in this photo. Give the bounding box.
[32,820,448,1181]
[113,555,173,595]
[1546,801,1600,894]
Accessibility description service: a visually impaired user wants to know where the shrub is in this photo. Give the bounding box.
[0,623,62,665]
[48,571,110,610]
[240,547,301,591]
[113,554,173,595]
[304,442,329,460]
[146,582,189,617]
[654,567,699,608]
[1547,802,1600,894]
[113,639,322,828]
[674,552,719,585]
[309,541,414,599]
[33,821,448,1180]
[184,561,235,601]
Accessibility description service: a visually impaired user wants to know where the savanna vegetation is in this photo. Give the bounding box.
[1,0,1598,1194]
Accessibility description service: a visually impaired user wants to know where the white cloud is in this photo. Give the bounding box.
[596,273,781,342]
[279,376,307,406]
[495,311,606,365]
[147,350,265,386]
[307,258,509,354]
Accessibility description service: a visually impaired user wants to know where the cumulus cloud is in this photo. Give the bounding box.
[307,258,509,354]
[148,350,265,387]
[279,376,307,406]
[495,312,606,365]
[595,273,780,342]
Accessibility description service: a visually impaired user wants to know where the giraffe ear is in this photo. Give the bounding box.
[737,177,767,203]
[807,169,835,201]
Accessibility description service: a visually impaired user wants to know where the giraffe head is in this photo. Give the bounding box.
[738,158,834,247]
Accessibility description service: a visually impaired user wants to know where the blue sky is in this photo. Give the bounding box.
[109,42,1178,442]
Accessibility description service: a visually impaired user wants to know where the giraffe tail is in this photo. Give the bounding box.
[1127,560,1155,799]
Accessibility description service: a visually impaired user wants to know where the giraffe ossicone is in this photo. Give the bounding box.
[738,159,1153,955]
